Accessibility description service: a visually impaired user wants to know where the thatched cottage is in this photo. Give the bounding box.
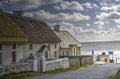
[0,10,61,65]
[54,25,81,57]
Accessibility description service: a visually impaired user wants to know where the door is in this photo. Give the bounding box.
[0,53,2,64]
[12,51,16,63]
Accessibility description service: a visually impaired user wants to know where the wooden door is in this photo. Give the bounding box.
[0,53,2,64]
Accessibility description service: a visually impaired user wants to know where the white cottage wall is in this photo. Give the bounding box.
[16,44,24,62]
[49,43,59,58]
[1,43,60,65]
[2,44,24,65]
[2,45,12,65]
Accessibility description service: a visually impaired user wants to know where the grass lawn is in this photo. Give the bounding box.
[109,74,116,79]
[109,69,120,79]
[44,64,92,74]
[0,64,93,79]
[0,71,42,79]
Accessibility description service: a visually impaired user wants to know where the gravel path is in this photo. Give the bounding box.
[28,63,120,79]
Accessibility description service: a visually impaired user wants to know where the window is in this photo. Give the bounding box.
[55,44,57,49]
[12,44,16,49]
[0,53,2,64]
[0,44,2,50]
[12,51,16,63]
[74,48,76,56]
[63,52,64,56]
[67,51,69,56]
[45,51,48,58]
[55,51,57,58]
[29,44,33,50]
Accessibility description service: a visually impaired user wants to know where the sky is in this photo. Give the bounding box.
[0,0,120,42]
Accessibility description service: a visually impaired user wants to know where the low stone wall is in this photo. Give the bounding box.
[26,56,69,72]
[60,55,93,66]
[0,63,32,76]
[45,58,69,71]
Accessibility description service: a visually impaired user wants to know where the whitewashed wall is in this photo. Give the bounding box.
[2,44,24,65]
[23,43,46,58]
[1,43,60,65]
[36,56,69,72]
[49,43,60,58]
[60,48,71,56]
[45,58,69,71]
[60,46,81,57]
[23,43,60,58]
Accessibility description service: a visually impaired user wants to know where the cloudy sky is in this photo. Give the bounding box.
[0,0,120,42]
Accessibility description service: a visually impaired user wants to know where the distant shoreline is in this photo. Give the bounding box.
[80,40,120,43]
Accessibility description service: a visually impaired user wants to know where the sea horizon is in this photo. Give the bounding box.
[80,40,120,43]
[81,41,120,63]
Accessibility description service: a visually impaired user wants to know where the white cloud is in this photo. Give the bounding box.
[113,19,120,24]
[94,21,104,26]
[108,25,120,33]
[25,10,90,22]
[94,21,105,29]
[101,4,120,11]
[83,2,98,9]
[72,27,110,42]
[7,0,62,9]
[48,21,120,42]
[54,1,84,11]
[96,11,120,20]
[74,26,120,42]
[86,23,91,27]
[115,0,120,2]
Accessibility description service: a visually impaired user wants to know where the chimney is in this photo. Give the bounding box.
[13,10,24,16]
[0,8,3,12]
[54,25,60,32]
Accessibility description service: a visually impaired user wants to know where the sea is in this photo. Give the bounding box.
[81,41,120,63]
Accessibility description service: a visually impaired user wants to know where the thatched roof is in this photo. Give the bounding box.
[0,11,61,44]
[54,30,81,48]
[0,12,28,44]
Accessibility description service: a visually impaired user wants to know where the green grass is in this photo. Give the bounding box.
[0,71,42,79]
[109,69,120,79]
[44,64,93,74]
[109,74,116,79]
[0,64,93,79]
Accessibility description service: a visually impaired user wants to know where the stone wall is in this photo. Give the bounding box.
[45,58,69,71]
[0,63,32,76]
[60,55,93,66]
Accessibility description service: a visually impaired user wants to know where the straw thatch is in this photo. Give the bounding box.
[0,11,61,44]
[54,30,81,48]
[0,12,28,44]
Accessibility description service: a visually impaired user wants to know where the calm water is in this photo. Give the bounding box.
[81,41,120,63]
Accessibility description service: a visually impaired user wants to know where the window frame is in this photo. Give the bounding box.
[0,44,2,50]
[12,44,16,49]
[0,53,2,64]
[29,44,33,50]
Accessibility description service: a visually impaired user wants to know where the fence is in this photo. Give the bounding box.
[0,63,32,75]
